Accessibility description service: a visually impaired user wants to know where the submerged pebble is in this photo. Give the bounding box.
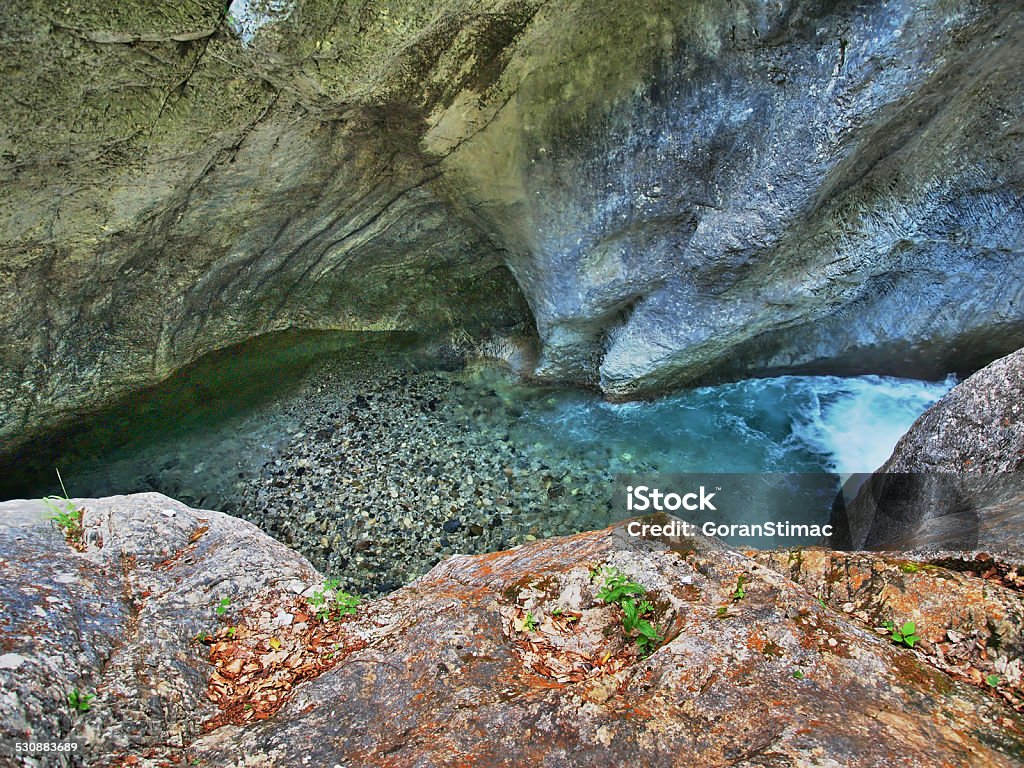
[231,358,622,598]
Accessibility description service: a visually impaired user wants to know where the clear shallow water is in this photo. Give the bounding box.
[463,371,955,547]
[0,331,425,505]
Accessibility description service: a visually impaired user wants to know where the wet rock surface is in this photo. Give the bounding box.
[833,347,1024,550]
[3,498,1023,766]
[438,0,1024,396]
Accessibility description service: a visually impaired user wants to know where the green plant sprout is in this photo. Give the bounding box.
[67,689,95,712]
[215,597,231,616]
[621,598,661,655]
[596,566,663,656]
[308,579,361,622]
[986,674,1001,687]
[884,620,920,648]
[523,612,539,632]
[595,566,645,603]
[732,575,747,601]
[44,469,84,545]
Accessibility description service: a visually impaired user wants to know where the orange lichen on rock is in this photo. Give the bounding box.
[757,548,1024,711]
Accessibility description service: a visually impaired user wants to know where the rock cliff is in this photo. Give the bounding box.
[3,0,1024,448]
[2,495,1022,766]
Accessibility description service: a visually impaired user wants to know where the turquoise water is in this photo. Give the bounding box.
[0,325,954,550]
[469,371,955,545]
[0,331,424,504]
[502,373,956,476]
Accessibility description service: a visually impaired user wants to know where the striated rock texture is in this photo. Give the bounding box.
[832,346,1024,550]
[3,496,1023,766]
[3,0,1024,447]
[0,0,535,454]
[435,0,1024,396]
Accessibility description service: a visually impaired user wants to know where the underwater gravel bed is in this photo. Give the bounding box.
[1,330,949,600]
[233,362,630,597]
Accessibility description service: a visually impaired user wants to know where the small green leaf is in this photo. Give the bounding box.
[986,674,1001,687]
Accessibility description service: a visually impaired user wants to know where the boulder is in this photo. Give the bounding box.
[832,347,1024,550]
[2,497,1022,766]
[0,493,319,763]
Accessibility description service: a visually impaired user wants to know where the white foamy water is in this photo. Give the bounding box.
[788,374,956,474]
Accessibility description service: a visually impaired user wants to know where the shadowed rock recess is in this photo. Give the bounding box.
[3,0,1024,450]
[1,496,1022,766]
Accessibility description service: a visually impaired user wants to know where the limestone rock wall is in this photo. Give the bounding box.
[3,0,1024,445]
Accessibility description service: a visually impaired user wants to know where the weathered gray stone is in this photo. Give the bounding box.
[0,0,535,454]
[430,0,1024,394]
[3,498,1022,766]
[832,346,1024,550]
[0,493,319,764]
[3,0,1024,450]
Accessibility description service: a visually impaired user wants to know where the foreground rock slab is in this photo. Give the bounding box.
[756,547,1024,712]
[0,494,319,765]
[2,497,1023,766]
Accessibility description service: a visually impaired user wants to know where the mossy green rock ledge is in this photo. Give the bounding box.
[1,496,1022,766]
